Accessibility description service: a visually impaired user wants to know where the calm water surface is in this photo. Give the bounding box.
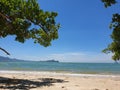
[0,61,120,74]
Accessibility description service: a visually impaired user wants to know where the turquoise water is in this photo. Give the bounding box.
[0,61,120,74]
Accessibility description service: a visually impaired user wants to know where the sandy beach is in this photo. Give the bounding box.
[0,71,119,90]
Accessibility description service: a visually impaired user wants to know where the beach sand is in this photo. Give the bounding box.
[0,71,120,90]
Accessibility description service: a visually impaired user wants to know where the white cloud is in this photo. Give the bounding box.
[48,52,113,63]
[14,52,114,63]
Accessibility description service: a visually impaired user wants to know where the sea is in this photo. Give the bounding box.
[0,61,120,75]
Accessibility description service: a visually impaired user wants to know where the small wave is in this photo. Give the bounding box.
[0,70,120,78]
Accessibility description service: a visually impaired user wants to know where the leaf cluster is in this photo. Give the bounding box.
[0,0,60,47]
[102,0,120,60]
[101,0,117,7]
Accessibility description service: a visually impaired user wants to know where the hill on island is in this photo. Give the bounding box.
[0,56,59,62]
[0,56,24,62]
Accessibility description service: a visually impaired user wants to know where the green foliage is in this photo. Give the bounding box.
[0,0,60,47]
[102,0,120,61]
[101,0,117,7]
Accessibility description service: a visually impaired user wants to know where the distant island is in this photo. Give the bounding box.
[0,56,25,62]
[45,60,59,63]
[0,56,59,62]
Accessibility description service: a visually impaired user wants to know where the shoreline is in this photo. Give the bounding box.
[0,70,120,90]
[0,70,120,78]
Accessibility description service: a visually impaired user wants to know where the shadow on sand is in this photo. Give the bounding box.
[0,77,67,90]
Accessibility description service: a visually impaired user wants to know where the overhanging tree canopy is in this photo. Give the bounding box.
[0,0,60,55]
[102,0,120,61]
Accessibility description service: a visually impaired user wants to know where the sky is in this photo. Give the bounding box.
[0,0,120,63]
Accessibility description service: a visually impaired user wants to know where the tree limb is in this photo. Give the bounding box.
[0,12,8,19]
[0,47,10,55]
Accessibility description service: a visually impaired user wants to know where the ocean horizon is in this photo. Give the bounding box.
[0,61,120,75]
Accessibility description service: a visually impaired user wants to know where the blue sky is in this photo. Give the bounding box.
[0,0,120,62]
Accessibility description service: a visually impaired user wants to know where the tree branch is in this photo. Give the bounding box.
[0,12,8,19]
[0,47,10,55]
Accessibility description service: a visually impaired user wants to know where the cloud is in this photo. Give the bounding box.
[15,52,113,63]
[45,52,113,63]
[49,52,86,60]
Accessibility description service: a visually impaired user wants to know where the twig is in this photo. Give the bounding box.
[0,47,10,55]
